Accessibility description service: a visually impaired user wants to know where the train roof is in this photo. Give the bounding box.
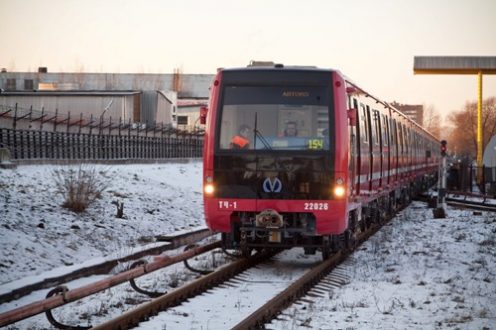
[216,62,438,141]
[344,79,438,140]
[218,61,339,74]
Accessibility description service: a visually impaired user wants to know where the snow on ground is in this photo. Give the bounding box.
[140,249,323,330]
[1,162,495,329]
[272,202,496,330]
[0,161,204,285]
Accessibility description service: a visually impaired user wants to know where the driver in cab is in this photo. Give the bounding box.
[283,121,298,137]
[230,125,251,149]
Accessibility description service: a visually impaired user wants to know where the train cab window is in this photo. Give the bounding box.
[218,85,331,151]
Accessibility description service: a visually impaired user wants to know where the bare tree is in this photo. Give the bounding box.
[423,105,442,139]
[447,97,496,157]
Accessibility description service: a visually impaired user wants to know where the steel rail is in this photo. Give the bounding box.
[90,251,276,330]
[0,240,221,327]
[446,199,496,212]
[232,220,386,329]
[0,228,213,304]
[416,194,496,212]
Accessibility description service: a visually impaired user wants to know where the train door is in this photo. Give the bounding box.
[424,135,431,173]
[350,98,359,196]
[366,105,374,194]
[381,113,390,186]
[377,112,384,189]
[390,118,398,183]
[405,126,412,179]
[397,123,404,181]
[412,131,420,175]
[404,124,410,179]
[370,108,381,192]
[359,104,370,195]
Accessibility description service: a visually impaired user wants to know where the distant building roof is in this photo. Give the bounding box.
[414,56,496,74]
[177,98,208,108]
[390,101,424,125]
[1,90,141,96]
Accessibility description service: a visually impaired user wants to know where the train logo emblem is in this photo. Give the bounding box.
[262,177,282,193]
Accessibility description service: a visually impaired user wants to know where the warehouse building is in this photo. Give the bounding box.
[0,68,213,130]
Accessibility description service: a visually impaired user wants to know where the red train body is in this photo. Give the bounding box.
[202,64,439,258]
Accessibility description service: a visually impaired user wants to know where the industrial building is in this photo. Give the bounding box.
[0,68,213,130]
[389,101,424,126]
[1,69,427,131]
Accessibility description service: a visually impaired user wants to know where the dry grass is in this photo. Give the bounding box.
[53,165,110,213]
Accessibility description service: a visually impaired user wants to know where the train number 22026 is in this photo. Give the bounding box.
[304,202,329,210]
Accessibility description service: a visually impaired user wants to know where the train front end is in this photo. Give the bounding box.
[203,66,350,256]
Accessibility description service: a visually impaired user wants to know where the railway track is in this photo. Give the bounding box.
[0,227,214,305]
[5,197,489,329]
[445,194,496,212]
[446,199,496,212]
[0,229,219,328]
[92,250,278,330]
[418,192,496,212]
[85,209,389,329]
[230,217,383,329]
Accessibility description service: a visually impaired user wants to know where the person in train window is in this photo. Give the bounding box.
[322,128,330,149]
[230,125,251,149]
[283,121,298,137]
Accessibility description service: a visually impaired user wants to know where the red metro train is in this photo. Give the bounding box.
[201,63,439,258]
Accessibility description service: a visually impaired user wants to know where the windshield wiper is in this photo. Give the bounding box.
[253,113,272,150]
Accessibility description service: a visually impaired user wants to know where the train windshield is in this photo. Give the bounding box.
[218,85,331,151]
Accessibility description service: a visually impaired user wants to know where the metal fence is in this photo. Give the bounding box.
[447,161,496,196]
[0,128,203,160]
[0,104,204,161]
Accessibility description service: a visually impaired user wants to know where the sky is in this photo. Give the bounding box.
[1,0,495,121]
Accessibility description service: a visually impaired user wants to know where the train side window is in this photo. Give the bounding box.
[360,104,368,144]
[404,126,409,154]
[391,118,397,149]
[413,132,417,151]
[367,106,374,145]
[398,124,404,154]
[353,98,358,108]
[413,132,419,154]
[366,105,374,145]
[409,129,412,154]
[382,115,389,146]
[417,133,420,155]
[373,110,380,146]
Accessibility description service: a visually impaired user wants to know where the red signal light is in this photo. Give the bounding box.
[440,140,447,156]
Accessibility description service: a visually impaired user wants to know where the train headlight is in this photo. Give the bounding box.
[204,176,215,195]
[333,178,346,198]
[204,184,215,195]
[334,186,346,198]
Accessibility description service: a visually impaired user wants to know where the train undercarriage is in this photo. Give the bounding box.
[222,174,437,260]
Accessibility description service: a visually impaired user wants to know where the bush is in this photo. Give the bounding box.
[54,165,110,213]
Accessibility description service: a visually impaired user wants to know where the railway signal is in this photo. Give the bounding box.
[434,140,448,218]
[440,140,447,157]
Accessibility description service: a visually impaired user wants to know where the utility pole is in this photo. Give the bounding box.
[434,140,448,219]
